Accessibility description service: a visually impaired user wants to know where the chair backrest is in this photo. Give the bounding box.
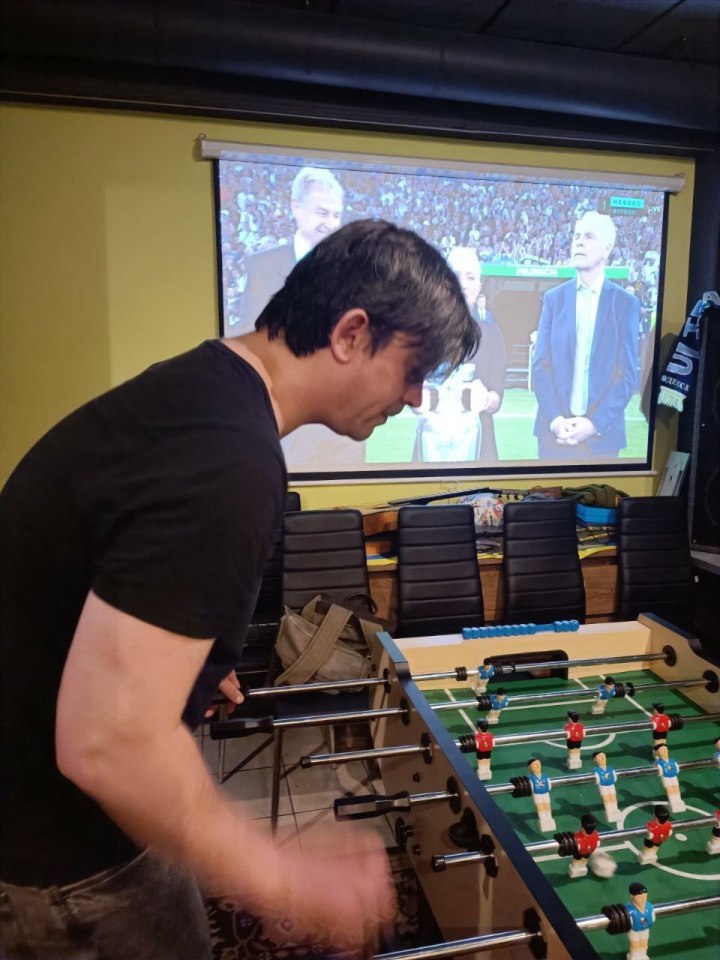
[395,504,484,638]
[251,491,301,623]
[282,508,369,611]
[503,500,586,625]
[238,492,302,678]
[617,496,694,629]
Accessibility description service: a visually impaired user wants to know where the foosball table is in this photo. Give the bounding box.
[213,614,720,960]
[305,615,720,960]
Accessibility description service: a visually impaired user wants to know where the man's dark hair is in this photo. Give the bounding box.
[256,219,479,377]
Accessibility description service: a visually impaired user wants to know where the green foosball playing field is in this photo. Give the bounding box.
[423,668,720,959]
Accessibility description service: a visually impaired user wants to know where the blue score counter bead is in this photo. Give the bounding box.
[463,619,579,639]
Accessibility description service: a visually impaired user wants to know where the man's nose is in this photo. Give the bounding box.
[404,383,423,408]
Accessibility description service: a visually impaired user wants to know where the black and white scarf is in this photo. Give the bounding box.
[658,293,719,412]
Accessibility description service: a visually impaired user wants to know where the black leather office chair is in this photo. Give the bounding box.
[266,508,375,823]
[394,504,484,637]
[281,507,369,611]
[211,491,300,780]
[503,500,586,625]
[616,496,695,630]
[235,491,301,685]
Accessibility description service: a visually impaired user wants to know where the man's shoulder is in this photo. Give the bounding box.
[602,278,638,308]
[543,278,575,303]
[246,242,295,269]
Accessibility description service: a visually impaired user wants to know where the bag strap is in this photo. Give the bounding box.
[274,602,353,687]
[356,616,383,648]
[311,593,383,647]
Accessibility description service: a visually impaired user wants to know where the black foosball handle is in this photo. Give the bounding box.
[334,791,412,820]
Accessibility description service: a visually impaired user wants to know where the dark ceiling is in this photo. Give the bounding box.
[2,0,719,148]
[242,0,720,64]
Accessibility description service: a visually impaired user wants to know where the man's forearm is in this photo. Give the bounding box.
[64,723,284,904]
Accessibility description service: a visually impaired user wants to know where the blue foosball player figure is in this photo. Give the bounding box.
[474,657,495,695]
[591,676,616,715]
[527,757,556,833]
[592,750,620,823]
[654,744,686,813]
[486,687,509,725]
[624,882,655,960]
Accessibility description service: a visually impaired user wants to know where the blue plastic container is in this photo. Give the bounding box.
[576,503,617,525]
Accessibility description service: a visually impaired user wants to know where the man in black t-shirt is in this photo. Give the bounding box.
[0,219,477,959]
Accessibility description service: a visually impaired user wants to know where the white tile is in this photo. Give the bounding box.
[286,760,376,813]
[280,725,332,763]
[217,731,277,773]
[223,765,292,818]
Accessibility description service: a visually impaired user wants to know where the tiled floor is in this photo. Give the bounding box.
[197,722,537,960]
[198,723,396,851]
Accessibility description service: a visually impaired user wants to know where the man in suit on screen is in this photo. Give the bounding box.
[532,210,640,460]
[239,166,344,331]
[240,166,364,470]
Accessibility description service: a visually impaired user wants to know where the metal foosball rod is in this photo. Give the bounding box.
[486,757,715,796]
[372,894,720,960]
[527,815,714,853]
[240,651,671,697]
[432,678,715,712]
[430,816,716,870]
[457,710,720,748]
[241,675,389,698]
[301,739,431,769]
[210,703,407,739]
[414,650,670,684]
[301,717,720,769]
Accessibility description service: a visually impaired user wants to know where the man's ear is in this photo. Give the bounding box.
[329,309,371,363]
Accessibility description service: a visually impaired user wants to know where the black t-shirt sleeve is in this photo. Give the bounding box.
[91,429,285,640]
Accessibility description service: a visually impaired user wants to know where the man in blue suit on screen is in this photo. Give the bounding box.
[532,210,639,460]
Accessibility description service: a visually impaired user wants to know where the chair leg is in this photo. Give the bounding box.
[217,704,227,783]
[270,728,284,834]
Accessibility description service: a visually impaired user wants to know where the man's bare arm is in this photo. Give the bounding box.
[56,591,393,946]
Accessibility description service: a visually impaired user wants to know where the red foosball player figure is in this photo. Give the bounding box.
[650,702,671,751]
[567,813,618,879]
[638,805,672,865]
[624,882,655,960]
[707,809,720,855]
[474,718,495,781]
[564,710,585,770]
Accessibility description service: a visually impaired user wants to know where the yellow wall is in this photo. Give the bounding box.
[0,103,695,509]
